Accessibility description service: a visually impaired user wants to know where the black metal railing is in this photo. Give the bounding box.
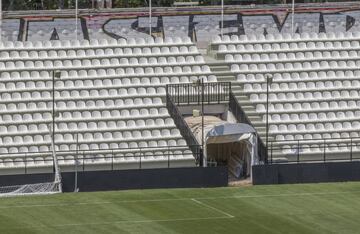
[229,90,268,163]
[268,137,360,164]
[167,82,231,105]
[166,81,269,164]
[166,93,202,165]
[0,145,201,174]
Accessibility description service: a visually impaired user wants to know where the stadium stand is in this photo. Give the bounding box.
[0,37,217,175]
[210,31,360,162]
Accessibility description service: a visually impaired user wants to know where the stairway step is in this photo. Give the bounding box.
[216,75,236,81]
[248,115,262,121]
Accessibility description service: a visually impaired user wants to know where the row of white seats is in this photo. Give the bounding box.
[0,45,198,56]
[238,71,360,82]
[1,67,212,79]
[254,100,360,110]
[275,133,360,142]
[219,41,360,52]
[249,87,359,101]
[225,51,360,62]
[0,127,180,140]
[0,87,165,98]
[0,140,189,154]
[212,32,360,44]
[0,46,199,59]
[0,64,211,79]
[268,112,360,122]
[0,58,206,69]
[249,90,360,101]
[0,138,186,154]
[0,148,193,163]
[0,136,186,150]
[0,111,169,123]
[0,37,192,49]
[0,126,188,147]
[231,61,360,72]
[280,145,360,154]
[0,153,191,167]
[269,122,360,133]
[0,118,175,132]
[244,81,360,91]
[0,76,217,89]
[0,117,174,131]
[0,98,163,112]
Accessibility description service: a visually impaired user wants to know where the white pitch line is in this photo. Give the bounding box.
[0,216,234,231]
[191,198,234,218]
[52,216,233,228]
[0,190,359,209]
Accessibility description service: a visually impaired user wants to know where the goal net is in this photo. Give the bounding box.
[0,126,62,197]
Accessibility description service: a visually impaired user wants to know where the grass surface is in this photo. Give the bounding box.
[0,182,360,234]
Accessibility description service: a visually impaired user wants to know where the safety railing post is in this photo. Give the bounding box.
[323,139,326,162]
[297,140,300,163]
[111,149,114,171]
[139,148,142,169]
[350,138,353,161]
[25,153,27,174]
[168,146,170,168]
[270,141,273,164]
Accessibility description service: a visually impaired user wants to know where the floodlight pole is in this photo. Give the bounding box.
[0,0,2,42]
[149,0,152,36]
[265,74,273,160]
[75,0,78,41]
[221,0,224,37]
[74,132,79,192]
[201,78,205,167]
[291,0,295,35]
[52,71,61,143]
[196,78,205,167]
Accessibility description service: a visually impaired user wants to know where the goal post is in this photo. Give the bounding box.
[0,125,62,197]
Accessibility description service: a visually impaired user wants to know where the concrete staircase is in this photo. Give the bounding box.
[203,55,274,144]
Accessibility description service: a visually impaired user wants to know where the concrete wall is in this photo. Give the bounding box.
[252,161,360,185]
[0,167,228,192]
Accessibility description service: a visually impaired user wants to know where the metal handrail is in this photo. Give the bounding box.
[0,146,200,174]
[166,91,202,164]
[268,136,360,164]
[167,82,231,105]
[229,90,268,163]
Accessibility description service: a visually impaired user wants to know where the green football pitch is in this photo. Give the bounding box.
[1,182,360,234]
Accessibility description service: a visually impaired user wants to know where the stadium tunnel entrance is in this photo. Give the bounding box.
[185,116,258,180]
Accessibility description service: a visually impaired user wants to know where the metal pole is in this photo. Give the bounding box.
[52,70,60,155]
[52,71,55,143]
[25,153,27,174]
[270,141,273,164]
[111,149,114,171]
[266,77,269,154]
[75,0,78,41]
[0,0,2,42]
[323,139,326,162]
[74,132,79,192]
[297,140,300,163]
[221,0,224,37]
[149,0,152,36]
[291,0,295,35]
[201,79,205,167]
[350,138,353,161]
